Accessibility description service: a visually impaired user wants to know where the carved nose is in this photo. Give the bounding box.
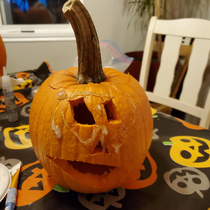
[91,142,108,154]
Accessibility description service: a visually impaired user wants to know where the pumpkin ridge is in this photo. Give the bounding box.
[138,98,153,153]
[114,87,136,127]
[40,93,61,157]
[30,80,56,149]
[51,105,64,139]
[58,104,68,159]
[49,68,78,89]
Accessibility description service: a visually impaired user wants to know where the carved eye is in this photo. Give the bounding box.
[104,100,115,121]
[71,99,95,125]
[70,98,116,125]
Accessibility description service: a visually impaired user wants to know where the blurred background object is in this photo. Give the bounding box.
[1,0,68,24]
[0,35,7,77]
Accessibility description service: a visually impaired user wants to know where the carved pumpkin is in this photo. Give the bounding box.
[0,35,7,77]
[29,0,153,194]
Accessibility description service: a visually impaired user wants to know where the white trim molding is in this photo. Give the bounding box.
[0,25,76,42]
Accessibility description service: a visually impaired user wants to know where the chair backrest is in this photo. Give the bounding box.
[140,16,210,129]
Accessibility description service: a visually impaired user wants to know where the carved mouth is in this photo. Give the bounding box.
[47,156,116,176]
[68,161,115,175]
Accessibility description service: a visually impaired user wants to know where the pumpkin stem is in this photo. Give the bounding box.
[62,0,106,84]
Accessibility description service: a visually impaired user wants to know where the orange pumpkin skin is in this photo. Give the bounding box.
[0,35,7,77]
[29,67,153,193]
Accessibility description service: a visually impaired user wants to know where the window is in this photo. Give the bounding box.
[0,0,83,41]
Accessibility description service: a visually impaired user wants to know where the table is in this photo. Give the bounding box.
[0,67,210,210]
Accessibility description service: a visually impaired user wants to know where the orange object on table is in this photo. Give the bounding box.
[0,35,7,77]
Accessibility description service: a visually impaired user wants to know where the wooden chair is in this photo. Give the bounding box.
[139,16,210,129]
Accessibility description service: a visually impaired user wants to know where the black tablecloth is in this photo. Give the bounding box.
[0,67,210,210]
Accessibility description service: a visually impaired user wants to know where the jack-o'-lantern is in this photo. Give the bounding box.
[29,0,153,194]
[0,35,7,77]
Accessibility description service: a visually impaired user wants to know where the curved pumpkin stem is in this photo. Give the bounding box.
[62,0,106,84]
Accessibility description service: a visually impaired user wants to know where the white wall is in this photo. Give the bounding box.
[3,0,145,74]
[84,0,145,53]
[5,40,77,73]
